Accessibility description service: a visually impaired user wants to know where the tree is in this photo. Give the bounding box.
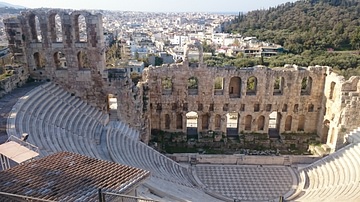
[351,28,360,51]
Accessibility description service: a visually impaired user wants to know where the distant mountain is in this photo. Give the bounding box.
[0,1,25,9]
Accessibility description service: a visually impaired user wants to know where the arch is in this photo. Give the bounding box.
[176,114,183,129]
[28,14,42,42]
[229,77,241,98]
[77,51,89,69]
[188,77,198,95]
[183,41,203,65]
[244,115,252,131]
[165,114,171,130]
[214,77,224,95]
[49,13,63,42]
[33,52,45,69]
[322,120,330,143]
[285,116,292,131]
[329,82,336,100]
[293,104,299,113]
[162,77,173,95]
[54,51,67,69]
[226,112,239,136]
[282,104,288,112]
[186,111,198,136]
[246,76,257,95]
[308,104,314,112]
[301,76,312,95]
[273,77,285,95]
[215,114,221,130]
[298,115,305,131]
[268,112,281,138]
[202,113,210,130]
[74,14,87,42]
[257,116,265,131]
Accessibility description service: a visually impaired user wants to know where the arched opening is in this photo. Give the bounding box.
[50,13,62,42]
[273,77,285,95]
[322,120,330,143]
[215,114,221,130]
[75,14,87,42]
[229,77,241,98]
[246,76,257,95]
[162,77,172,95]
[293,104,299,113]
[188,77,198,95]
[329,82,336,100]
[301,76,312,95]
[214,77,224,95]
[165,114,171,130]
[29,14,42,42]
[298,115,305,131]
[258,116,265,131]
[268,112,281,138]
[202,113,210,130]
[226,112,239,136]
[282,104,288,112]
[176,114,183,129]
[308,104,314,112]
[33,52,45,69]
[244,115,252,131]
[107,94,117,120]
[186,111,198,137]
[77,51,89,69]
[54,51,67,69]
[285,116,292,131]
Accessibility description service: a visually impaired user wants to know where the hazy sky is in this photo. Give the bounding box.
[7,0,297,12]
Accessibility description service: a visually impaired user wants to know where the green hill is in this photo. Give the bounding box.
[224,0,360,53]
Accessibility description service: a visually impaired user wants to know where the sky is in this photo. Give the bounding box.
[6,0,297,12]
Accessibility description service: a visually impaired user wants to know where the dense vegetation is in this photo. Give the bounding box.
[224,0,360,53]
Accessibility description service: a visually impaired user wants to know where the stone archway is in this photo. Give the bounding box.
[226,112,239,136]
[186,111,198,137]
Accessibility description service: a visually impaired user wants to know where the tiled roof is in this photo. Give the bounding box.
[0,151,150,201]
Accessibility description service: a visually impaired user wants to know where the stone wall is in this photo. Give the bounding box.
[0,65,29,97]
[145,62,327,140]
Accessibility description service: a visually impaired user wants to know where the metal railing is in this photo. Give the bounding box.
[99,190,160,202]
[0,191,55,202]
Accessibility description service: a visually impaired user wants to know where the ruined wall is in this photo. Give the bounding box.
[5,9,108,110]
[322,69,360,151]
[146,62,327,140]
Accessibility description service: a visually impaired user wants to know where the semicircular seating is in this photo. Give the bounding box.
[289,142,360,201]
[7,82,223,202]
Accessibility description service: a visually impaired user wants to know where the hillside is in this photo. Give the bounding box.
[224,0,360,53]
[0,1,25,9]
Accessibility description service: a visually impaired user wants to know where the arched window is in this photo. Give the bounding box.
[308,104,314,112]
[202,114,210,130]
[298,115,305,131]
[329,82,336,100]
[293,104,299,113]
[245,115,252,131]
[215,114,221,130]
[246,76,257,95]
[282,104,288,112]
[176,114,183,129]
[49,13,62,42]
[285,116,292,131]
[273,77,285,95]
[165,114,170,129]
[229,77,241,98]
[29,14,42,42]
[54,51,67,69]
[75,14,87,42]
[214,77,224,95]
[33,52,45,69]
[258,116,265,131]
[162,77,172,95]
[77,51,89,69]
[188,77,198,95]
[301,76,312,95]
